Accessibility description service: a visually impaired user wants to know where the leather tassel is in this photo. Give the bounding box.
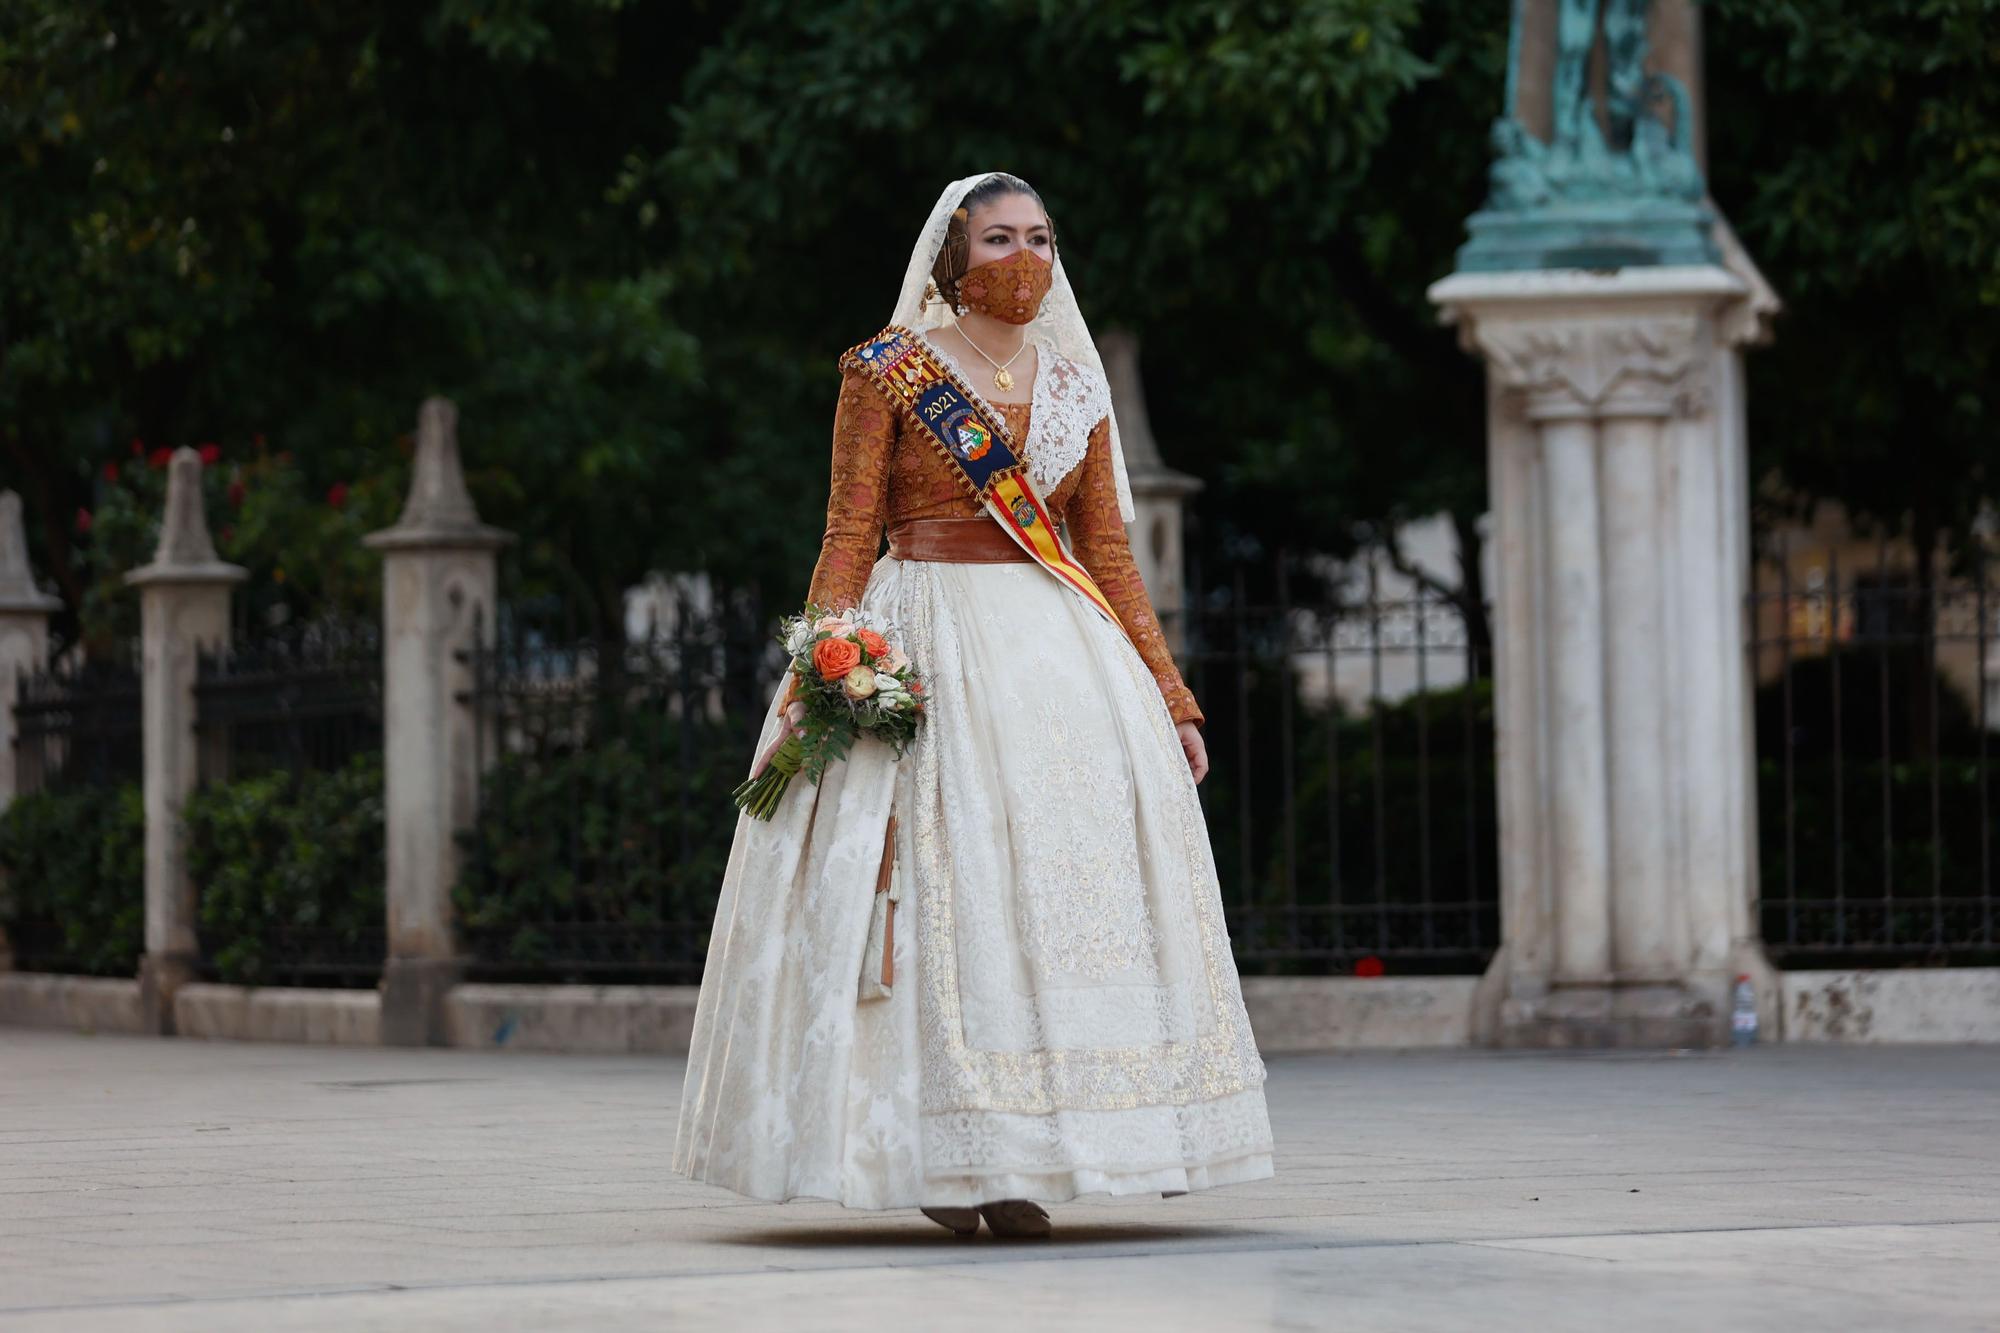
[874,814,898,988]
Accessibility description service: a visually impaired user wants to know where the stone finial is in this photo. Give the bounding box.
[0,491,62,612]
[365,396,511,552]
[124,449,247,588]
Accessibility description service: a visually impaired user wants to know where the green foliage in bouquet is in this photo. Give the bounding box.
[0,783,145,976]
[185,752,386,986]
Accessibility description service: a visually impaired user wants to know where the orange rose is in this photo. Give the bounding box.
[812,636,862,680]
[855,627,889,659]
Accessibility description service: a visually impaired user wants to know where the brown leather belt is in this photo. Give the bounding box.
[886,517,1032,564]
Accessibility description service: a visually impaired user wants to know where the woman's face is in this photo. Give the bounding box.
[965,192,1053,271]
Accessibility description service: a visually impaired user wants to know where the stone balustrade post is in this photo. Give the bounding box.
[0,491,64,972]
[1430,254,1781,1046]
[364,398,510,1046]
[125,450,247,1031]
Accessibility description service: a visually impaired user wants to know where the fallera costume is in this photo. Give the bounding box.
[671,173,1273,1210]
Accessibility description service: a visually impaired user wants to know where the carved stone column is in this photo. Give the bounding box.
[1098,331,1203,655]
[0,491,63,972]
[1429,262,1779,1046]
[125,450,247,1032]
[364,399,510,1046]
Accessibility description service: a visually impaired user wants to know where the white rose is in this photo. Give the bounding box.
[872,672,901,696]
[784,621,813,655]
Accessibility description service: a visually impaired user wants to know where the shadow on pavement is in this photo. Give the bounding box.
[711,1223,1262,1249]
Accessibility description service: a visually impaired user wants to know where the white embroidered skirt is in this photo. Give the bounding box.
[671,551,1274,1208]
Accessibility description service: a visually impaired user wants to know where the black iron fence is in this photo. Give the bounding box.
[194,619,382,784]
[455,599,781,983]
[1751,543,1998,967]
[1176,567,1498,976]
[185,620,386,986]
[12,646,142,792]
[2,643,146,975]
[455,572,1498,983]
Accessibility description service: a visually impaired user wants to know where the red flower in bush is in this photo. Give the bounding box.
[129,438,144,457]
[197,442,222,465]
[326,481,349,510]
[102,462,119,483]
[1354,955,1386,978]
[227,479,246,509]
[74,507,92,534]
[253,433,267,449]
[148,447,172,469]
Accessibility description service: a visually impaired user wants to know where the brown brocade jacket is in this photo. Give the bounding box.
[804,353,1204,729]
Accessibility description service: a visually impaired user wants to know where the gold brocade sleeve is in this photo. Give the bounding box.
[805,365,896,611]
[1066,416,1205,729]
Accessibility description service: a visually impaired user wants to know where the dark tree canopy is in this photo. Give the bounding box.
[3,0,1991,638]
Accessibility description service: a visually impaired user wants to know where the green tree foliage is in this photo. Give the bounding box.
[1706,0,2000,556]
[2,0,709,628]
[5,0,1991,635]
[643,0,1504,613]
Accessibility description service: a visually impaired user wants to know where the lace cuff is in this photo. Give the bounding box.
[1065,417,1204,728]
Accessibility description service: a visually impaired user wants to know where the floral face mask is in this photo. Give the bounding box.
[956,248,1053,325]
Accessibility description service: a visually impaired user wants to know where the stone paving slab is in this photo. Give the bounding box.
[1,1031,1996,1331]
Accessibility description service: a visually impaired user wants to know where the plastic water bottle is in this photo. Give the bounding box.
[1730,974,1758,1048]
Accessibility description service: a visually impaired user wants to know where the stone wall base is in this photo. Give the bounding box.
[1782,968,2000,1043]
[1239,976,1480,1051]
[445,984,701,1054]
[6,970,1999,1050]
[0,974,146,1034]
[173,984,382,1046]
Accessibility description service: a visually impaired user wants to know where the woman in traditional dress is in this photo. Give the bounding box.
[672,172,1273,1238]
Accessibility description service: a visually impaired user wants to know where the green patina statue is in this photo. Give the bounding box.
[1458,0,1718,272]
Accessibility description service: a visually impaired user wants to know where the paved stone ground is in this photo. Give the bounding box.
[1,1030,1996,1332]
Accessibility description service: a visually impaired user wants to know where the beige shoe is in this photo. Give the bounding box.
[977,1199,1051,1238]
[920,1206,981,1236]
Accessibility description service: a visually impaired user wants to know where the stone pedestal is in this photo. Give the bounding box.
[0,490,63,972]
[124,450,247,1032]
[1098,331,1203,655]
[1429,258,1779,1047]
[364,398,510,1046]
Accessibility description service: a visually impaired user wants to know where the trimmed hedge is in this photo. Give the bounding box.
[0,783,145,976]
[453,712,739,980]
[184,751,386,986]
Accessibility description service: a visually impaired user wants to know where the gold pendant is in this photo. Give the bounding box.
[993,367,1014,391]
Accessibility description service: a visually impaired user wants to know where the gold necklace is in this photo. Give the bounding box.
[960,330,1031,391]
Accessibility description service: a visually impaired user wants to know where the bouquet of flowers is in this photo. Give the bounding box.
[731,604,926,820]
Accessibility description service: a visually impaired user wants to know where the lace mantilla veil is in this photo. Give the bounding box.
[887,171,1137,524]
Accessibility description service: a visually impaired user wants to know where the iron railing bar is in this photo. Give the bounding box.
[1829,545,1845,945]
[1368,560,1389,956]
[1877,539,1894,941]
[1277,551,1298,954]
[1979,551,1993,946]
[1778,533,1797,948]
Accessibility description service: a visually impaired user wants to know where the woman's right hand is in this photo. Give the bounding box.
[1177,721,1208,785]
